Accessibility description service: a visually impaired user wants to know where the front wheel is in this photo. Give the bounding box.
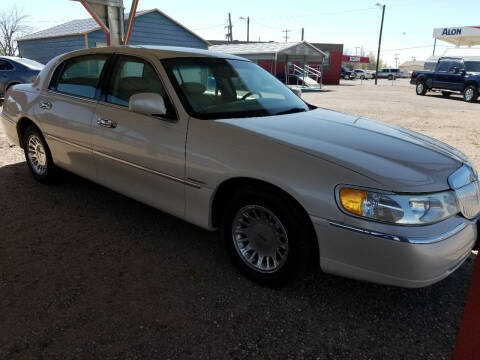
[416,81,427,96]
[23,125,57,183]
[463,85,478,102]
[221,186,315,287]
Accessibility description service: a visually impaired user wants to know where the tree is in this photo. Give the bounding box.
[0,7,28,56]
[364,51,386,70]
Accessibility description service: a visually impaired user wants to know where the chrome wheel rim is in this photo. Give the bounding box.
[232,205,289,273]
[27,135,47,175]
[465,88,474,101]
[416,83,424,94]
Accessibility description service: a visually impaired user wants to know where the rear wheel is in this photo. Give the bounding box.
[388,74,394,80]
[463,85,478,102]
[221,186,315,287]
[416,80,427,96]
[23,125,57,183]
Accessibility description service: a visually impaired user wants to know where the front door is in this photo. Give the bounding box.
[91,55,187,218]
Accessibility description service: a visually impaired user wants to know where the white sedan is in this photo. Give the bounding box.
[1,46,478,287]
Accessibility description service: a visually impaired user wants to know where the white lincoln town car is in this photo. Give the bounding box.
[1,46,479,287]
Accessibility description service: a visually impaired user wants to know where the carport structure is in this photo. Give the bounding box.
[209,42,326,88]
[72,0,139,45]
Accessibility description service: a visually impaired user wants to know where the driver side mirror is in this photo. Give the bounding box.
[129,92,167,117]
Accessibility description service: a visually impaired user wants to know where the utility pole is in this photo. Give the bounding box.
[225,13,233,42]
[375,3,385,85]
[355,46,360,56]
[239,16,250,42]
[301,28,304,41]
[282,29,291,42]
[394,53,400,67]
[433,38,437,56]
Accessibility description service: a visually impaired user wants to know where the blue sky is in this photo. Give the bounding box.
[11,0,480,66]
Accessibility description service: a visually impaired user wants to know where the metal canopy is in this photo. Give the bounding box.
[209,42,326,62]
[433,26,480,47]
[71,0,139,45]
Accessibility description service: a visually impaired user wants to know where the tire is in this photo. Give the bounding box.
[463,85,478,103]
[23,125,57,183]
[442,91,451,97]
[221,186,315,287]
[344,75,349,80]
[416,80,427,96]
[388,75,393,80]
[360,75,365,80]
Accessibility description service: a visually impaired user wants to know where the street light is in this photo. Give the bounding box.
[239,16,250,42]
[374,3,386,85]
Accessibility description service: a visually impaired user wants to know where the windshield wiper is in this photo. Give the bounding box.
[275,107,308,116]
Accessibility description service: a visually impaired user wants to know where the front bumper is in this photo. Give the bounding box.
[312,215,477,288]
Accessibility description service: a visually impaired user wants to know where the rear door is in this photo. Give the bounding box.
[433,60,452,89]
[447,60,466,91]
[35,54,109,181]
[90,54,187,218]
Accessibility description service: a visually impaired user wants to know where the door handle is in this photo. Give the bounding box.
[97,118,117,128]
[39,101,52,110]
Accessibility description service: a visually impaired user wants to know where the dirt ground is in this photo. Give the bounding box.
[0,81,477,360]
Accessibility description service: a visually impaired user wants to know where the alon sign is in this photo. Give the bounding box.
[433,26,480,38]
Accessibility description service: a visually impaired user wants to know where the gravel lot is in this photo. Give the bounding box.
[0,81,477,360]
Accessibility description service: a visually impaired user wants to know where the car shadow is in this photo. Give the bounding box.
[0,160,474,359]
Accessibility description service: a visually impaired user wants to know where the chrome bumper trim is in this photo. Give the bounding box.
[328,220,469,244]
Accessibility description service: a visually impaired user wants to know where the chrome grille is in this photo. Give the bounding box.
[455,181,480,219]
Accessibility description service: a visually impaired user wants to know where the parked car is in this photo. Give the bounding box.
[1,46,478,288]
[399,70,411,78]
[341,66,356,80]
[353,69,374,80]
[411,56,480,102]
[376,68,400,80]
[0,56,43,101]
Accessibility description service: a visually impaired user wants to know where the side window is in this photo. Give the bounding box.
[449,60,463,72]
[0,60,14,70]
[105,55,176,119]
[437,60,451,73]
[53,55,108,98]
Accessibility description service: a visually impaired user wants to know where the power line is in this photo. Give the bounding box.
[282,29,291,42]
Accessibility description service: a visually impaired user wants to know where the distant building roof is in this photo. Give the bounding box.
[18,8,209,46]
[208,40,271,46]
[399,60,425,68]
[209,41,326,61]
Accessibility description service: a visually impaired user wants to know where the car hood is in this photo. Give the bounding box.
[217,108,464,192]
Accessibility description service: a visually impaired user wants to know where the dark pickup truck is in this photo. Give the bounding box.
[410,56,480,102]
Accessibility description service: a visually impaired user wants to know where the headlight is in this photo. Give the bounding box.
[338,187,459,225]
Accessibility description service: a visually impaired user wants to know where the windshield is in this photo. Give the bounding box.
[15,58,44,70]
[162,58,309,120]
[465,61,480,72]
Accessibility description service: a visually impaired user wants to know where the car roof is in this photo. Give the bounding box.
[56,45,247,61]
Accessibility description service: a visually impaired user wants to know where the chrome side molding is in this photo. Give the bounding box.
[45,134,201,189]
[328,220,470,244]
